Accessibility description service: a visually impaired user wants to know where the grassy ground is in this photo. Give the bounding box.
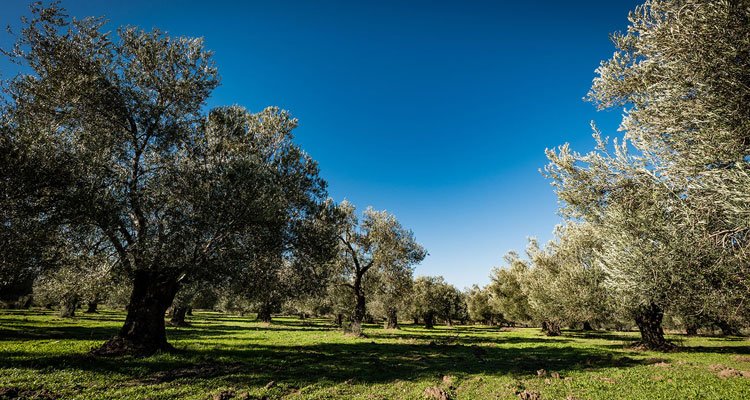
[1,310,749,399]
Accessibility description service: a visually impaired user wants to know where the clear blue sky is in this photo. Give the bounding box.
[1,0,639,289]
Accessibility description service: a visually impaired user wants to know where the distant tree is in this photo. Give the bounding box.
[411,276,442,329]
[487,252,532,326]
[334,201,426,335]
[522,223,610,336]
[0,120,67,308]
[226,199,340,323]
[2,4,331,355]
[411,276,464,328]
[369,259,415,329]
[32,234,114,317]
[466,285,503,325]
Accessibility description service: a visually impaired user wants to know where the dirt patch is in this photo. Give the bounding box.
[0,387,60,399]
[709,364,726,372]
[733,356,750,363]
[715,367,750,379]
[597,376,616,384]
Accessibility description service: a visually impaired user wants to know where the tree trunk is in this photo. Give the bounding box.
[716,320,741,336]
[685,324,698,336]
[349,275,366,336]
[59,295,78,318]
[541,320,561,336]
[335,313,344,327]
[94,270,179,356]
[385,307,399,329]
[634,302,673,350]
[413,316,419,325]
[186,307,193,316]
[169,306,189,326]
[582,321,593,331]
[445,318,453,327]
[424,313,435,329]
[256,303,273,323]
[86,301,98,314]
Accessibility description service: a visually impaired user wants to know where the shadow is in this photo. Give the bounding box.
[364,329,571,346]
[4,309,748,393]
[0,340,645,388]
[0,325,119,341]
[676,345,750,355]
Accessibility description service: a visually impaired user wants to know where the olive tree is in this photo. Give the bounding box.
[411,276,465,328]
[523,223,610,335]
[0,117,68,308]
[466,285,503,325]
[487,252,532,326]
[542,0,750,349]
[2,4,330,355]
[334,201,426,334]
[369,258,416,329]
[33,245,114,318]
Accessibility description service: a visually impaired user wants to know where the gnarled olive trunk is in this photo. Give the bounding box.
[541,320,561,336]
[94,270,180,356]
[582,321,593,331]
[634,302,673,350]
[335,313,344,327]
[256,303,273,323]
[423,313,435,329]
[413,316,419,325]
[385,307,399,329]
[59,294,79,318]
[169,306,189,326]
[349,275,366,336]
[684,319,699,336]
[716,320,741,336]
[86,301,98,313]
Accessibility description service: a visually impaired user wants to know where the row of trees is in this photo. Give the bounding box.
[27,257,472,330]
[0,3,433,355]
[468,0,750,349]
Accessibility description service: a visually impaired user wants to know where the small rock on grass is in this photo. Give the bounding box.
[517,390,542,400]
[423,386,450,400]
[211,390,235,400]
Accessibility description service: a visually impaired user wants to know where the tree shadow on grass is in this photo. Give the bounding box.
[0,325,119,341]
[0,339,646,389]
[365,329,571,346]
[4,310,749,394]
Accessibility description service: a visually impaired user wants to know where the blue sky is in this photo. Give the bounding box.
[1,0,640,289]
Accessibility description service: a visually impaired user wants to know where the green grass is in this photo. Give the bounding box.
[1,310,749,399]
